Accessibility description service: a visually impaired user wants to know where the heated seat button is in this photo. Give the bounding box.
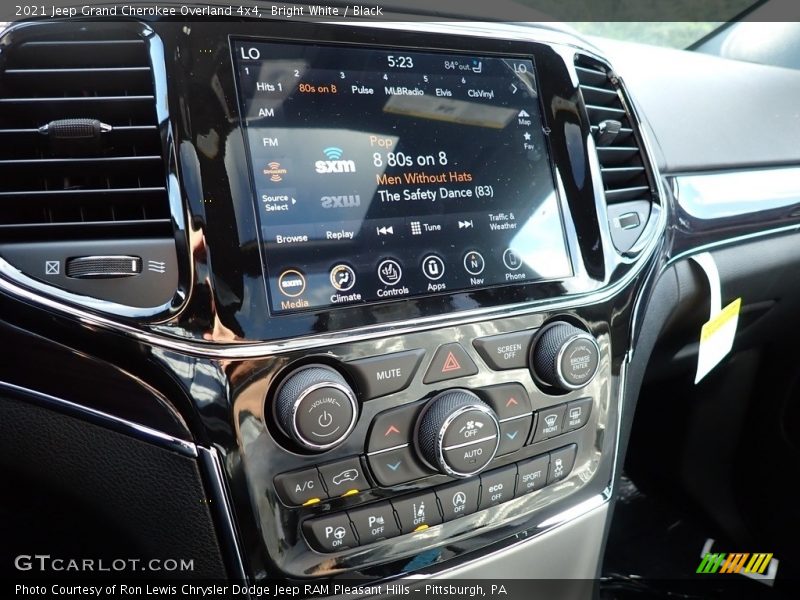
[436,479,480,521]
[392,492,442,533]
[318,457,369,498]
[515,455,550,496]
[564,398,593,431]
[473,330,535,370]
[547,445,577,485]
[479,383,532,420]
[479,465,517,509]
[367,402,423,453]
[348,349,425,399]
[274,467,327,506]
[348,502,400,544]
[303,513,357,553]
[368,446,431,487]
[497,416,532,456]
[530,404,566,443]
[422,343,478,384]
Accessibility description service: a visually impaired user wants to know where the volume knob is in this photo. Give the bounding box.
[273,365,358,452]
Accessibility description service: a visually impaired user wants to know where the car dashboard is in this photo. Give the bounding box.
[2,11,799,589]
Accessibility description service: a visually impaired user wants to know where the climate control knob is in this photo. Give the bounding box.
[273,365,358,452]
[416,390,500,478]
[530,322,600,391]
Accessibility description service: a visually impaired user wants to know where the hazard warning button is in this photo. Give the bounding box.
[423,343,479,384]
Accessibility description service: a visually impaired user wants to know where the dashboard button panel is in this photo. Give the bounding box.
[348,349,426,400]
[479,382,532,420]
[473,330,536,370]
[368,445,432,487]
[303,513,358,552]
[274,467,327,506]
[318,457,369,498]
[422,343,479,384]
[435,479,480,521]
[497,415,533,456]
[348,502,401,544]
[392,492,442,533]
[547,444,577,485]
[478,464,518,509]
[515,455,550,496]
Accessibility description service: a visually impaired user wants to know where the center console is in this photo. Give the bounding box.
[0,17,664,583]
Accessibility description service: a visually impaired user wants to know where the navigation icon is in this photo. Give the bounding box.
[330,264,356,292]
[463,251,485,276]
[422,255,445,281]
[518,109,530,118]
[377,259,403,286]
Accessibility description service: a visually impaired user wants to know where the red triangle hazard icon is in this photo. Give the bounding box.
[441,351,461,373]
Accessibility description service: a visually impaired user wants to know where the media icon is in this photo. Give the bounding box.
[277,269,306,297]
[330,264,356,292]
[262,161,287,182]
[463,250,485,276]
[502,248,523,271]
[422,254,445,281]
[377,259,403,286]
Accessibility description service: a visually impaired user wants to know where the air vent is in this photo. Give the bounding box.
[0,23,179,311]
[0,26,170,241]
[575,56,658,254]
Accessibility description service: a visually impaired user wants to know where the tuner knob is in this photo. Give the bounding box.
[273,365,358,452]
[530,322,600,391]
[416,390,499,478]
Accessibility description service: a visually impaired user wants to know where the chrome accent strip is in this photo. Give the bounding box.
[674,167,800,220]
[197,446,249,582]
[0,379,197,458]
[498,413,531,424]
[442,434,498,451]
[667,223,800,267]
[366,442,409,456]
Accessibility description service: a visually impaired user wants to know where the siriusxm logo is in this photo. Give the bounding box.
[315,147,356,174]
[321,194,361,208]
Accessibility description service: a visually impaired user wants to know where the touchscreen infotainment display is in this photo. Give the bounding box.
[233,40,572,314]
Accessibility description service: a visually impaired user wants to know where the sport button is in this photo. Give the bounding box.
[423,343,478,384]
[516,454,550,496]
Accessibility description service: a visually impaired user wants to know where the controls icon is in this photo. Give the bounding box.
[330,264,356,291]
[278,269,306,297]
[422,255,445,280]
[463,251,485,276]
[378,259,403,286]
[502,248,523,271]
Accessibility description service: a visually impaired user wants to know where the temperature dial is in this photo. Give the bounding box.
[416,390,500,478]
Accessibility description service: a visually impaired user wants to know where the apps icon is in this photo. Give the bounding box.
[422,255,445,281]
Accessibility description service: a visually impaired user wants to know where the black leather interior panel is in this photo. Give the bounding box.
[0,394,227,578]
